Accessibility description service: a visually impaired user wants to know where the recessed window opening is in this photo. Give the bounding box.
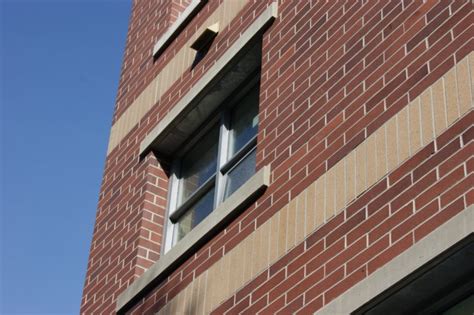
[165,75,260,250]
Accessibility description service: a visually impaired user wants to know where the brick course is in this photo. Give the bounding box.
[81,1,473,314]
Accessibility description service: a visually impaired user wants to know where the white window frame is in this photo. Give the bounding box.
[164,77,260,252]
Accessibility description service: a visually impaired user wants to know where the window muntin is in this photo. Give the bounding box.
[166,80,260,249]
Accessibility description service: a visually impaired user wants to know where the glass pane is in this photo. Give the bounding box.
[175,187,215,242]
[442,294,474,315]
[228,87,259,157]
[224,149,256,198]
[179,125,219,204]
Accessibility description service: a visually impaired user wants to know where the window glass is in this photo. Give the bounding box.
[442,294,474,315]
[228,88,259,157]
[168,80,260,250]
[175,187,215,242]
[224,148,256,198]
[179,125,219,204]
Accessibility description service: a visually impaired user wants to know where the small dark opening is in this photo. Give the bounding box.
[191,37,215,69]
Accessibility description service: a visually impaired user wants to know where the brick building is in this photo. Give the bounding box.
[81,1,473,314]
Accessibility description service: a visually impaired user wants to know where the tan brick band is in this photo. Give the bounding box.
[154,52,473,315]
[107,0,249,154]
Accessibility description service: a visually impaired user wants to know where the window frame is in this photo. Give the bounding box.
[164,75,260,252]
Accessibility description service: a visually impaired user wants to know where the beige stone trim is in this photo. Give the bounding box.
[139,1,278,157]
[116,166,271,313]
[152,0,205,57]
[153,52,473,315]
[107,0,250,154]
[314,205,474,315]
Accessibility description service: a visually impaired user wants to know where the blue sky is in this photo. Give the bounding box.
[1,1,131,313]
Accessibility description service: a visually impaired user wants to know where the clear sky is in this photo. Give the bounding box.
[1,0,131,313]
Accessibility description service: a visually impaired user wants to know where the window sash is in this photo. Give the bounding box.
[176,124,219,205]
[166,80,259,248]
[220,135,257,174]
[223,146,257,198]
[169,174,215,223]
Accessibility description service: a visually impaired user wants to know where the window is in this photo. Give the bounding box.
[119,5,276,313]
[165,78,260,250]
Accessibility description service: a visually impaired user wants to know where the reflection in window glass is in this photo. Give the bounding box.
[168,79,261,250]
[442,294,474,315]
[228,88,259,157]
[175,187,215,242]
[179,126,219,204]
[225,149,256,198]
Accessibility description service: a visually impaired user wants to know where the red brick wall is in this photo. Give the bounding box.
[81,0,473,314]
[114,0,209,123]
[210,112,473,314]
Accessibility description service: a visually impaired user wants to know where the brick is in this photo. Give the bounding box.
[368,234,413,274]
[269,243,304,277]
[306,212,345,248]
[277,295,303,315]
[306,239,345,276]
[327,130,366,169]
[270,266,306,303]
[235,271,268,303]
[326,236,367,275]
[347,205,390,245]
[406,7,450,52]
[224,295,250,315]
[367,174,412,215]
[430,27,472,75]
[369,202,413,244]
[367,94,409,135]
[391,169,437,213]
[296,295,324,314]
[241,294,268,315]
[303,267,344,308]
[414,196,466,242]
[325,265,367,305]
[409,57,455,101]
[347,235,390,274]
[258,295,285,315]
[441,174,474,208]
[463,126,474,145]
[210,296,234,315]
[392,199,439,243]
[83,1,474,313]
[326,209,366,246]
[389,142,435,185]
[466,188,474,206]
[346,179,388,218]
[287,238,324,275]
[415,165,465,210]
[252,269,285,303]
[428,4,469,47]
[413,138,461,181]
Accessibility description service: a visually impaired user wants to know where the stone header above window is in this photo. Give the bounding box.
[140,2,278,160]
